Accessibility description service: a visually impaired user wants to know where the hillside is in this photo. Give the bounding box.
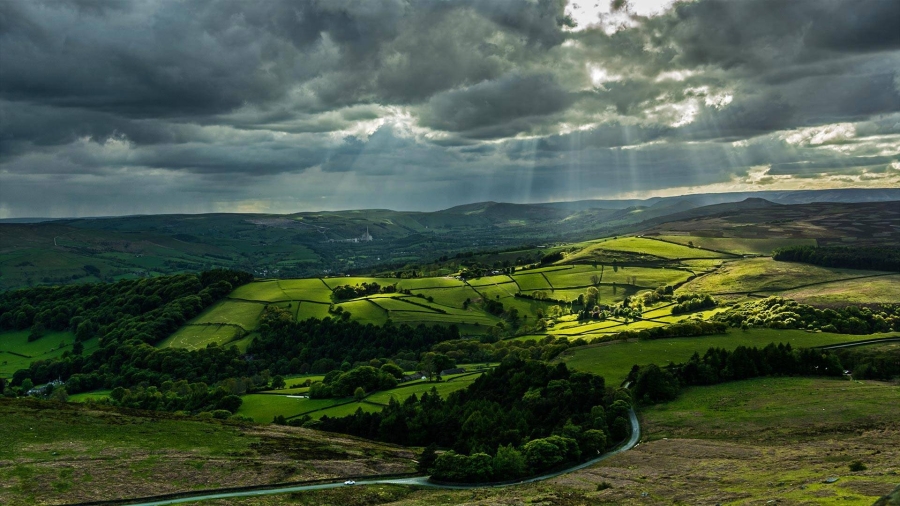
[1,189,898,292]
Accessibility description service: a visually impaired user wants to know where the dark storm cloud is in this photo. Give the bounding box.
[419,73,575,136]
[0,0,898,218]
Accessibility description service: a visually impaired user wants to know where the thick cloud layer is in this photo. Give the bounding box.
[0,0,897,217]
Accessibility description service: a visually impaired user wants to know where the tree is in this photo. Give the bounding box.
[271,375,286,389]
[590,274,601,286]
[492,444,527,479]
[417,443,438,473]
[354,386,366,402]
[380,363,404,380]
[48,386,68,403]
[20,378,33,393]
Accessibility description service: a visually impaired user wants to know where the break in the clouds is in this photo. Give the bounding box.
[1,0,898,217]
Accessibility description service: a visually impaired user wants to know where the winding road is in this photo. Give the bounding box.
[122,409,641,506]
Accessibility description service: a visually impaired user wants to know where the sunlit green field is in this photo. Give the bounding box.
[365,376,479,405]
[565,236,727,262]
[558,329,893,386]
[294,301,333,321]
[276,278,333,302]
[193,300,265,329]
[158,324,245,350]
[229,280,291,301]
[236,394,347,422]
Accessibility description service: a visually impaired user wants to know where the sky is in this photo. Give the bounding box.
[1,0,898,218]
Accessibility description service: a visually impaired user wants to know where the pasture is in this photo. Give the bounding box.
[557,329,891,386]
[679,257,886,295]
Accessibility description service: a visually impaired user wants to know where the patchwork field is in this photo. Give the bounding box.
[557,329,893,385]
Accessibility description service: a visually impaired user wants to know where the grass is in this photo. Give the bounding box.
[365,375,481,405]
[294,302,333,321]
[513,273,553,290]
[158,324,244,351]
[557,328,896,386]
[656,235,818,255]
[333,299,388,325]
[680,257,886,294]
[321,277,398,290]
[407,286,481,308]
[779,274,900,305]
[0,331,98,379]
[466,274,515,287]
[566,236,726,262]
[236,395,346,422]
[67,389,111,402]
[190,300,266,330]
[396,277,465,290]
[642,376,900,440]
[0,398,416,505]
[276,278,333,302]
[228,281,290,301]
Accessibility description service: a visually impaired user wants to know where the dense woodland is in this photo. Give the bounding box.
[315,359,631,482]
[773,245,900,272]
[0,270,253,344]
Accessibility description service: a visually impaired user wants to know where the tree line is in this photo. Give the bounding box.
[714,297,900,333]
[630,342,849,404]
[773,245,900,272]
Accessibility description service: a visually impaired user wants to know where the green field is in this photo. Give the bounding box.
[396,277,465,290]
[513,273,553,290]
[558,329,895,385]
[294,302,333,321]
[236,394,348,422]
[333,299,388,324]
[192,300,265,329]
[656,235,818,255]
[0,331,97,379]
[159,324,245,350]
[229,281,291,301]
[407,286,481,308]
[566,236,726,262]
[276,278,333,302]
[321,277,398,289]
[365,373,484,405]
[466,274,515,287]
[779,274,900,305]
[680,257,886,294]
